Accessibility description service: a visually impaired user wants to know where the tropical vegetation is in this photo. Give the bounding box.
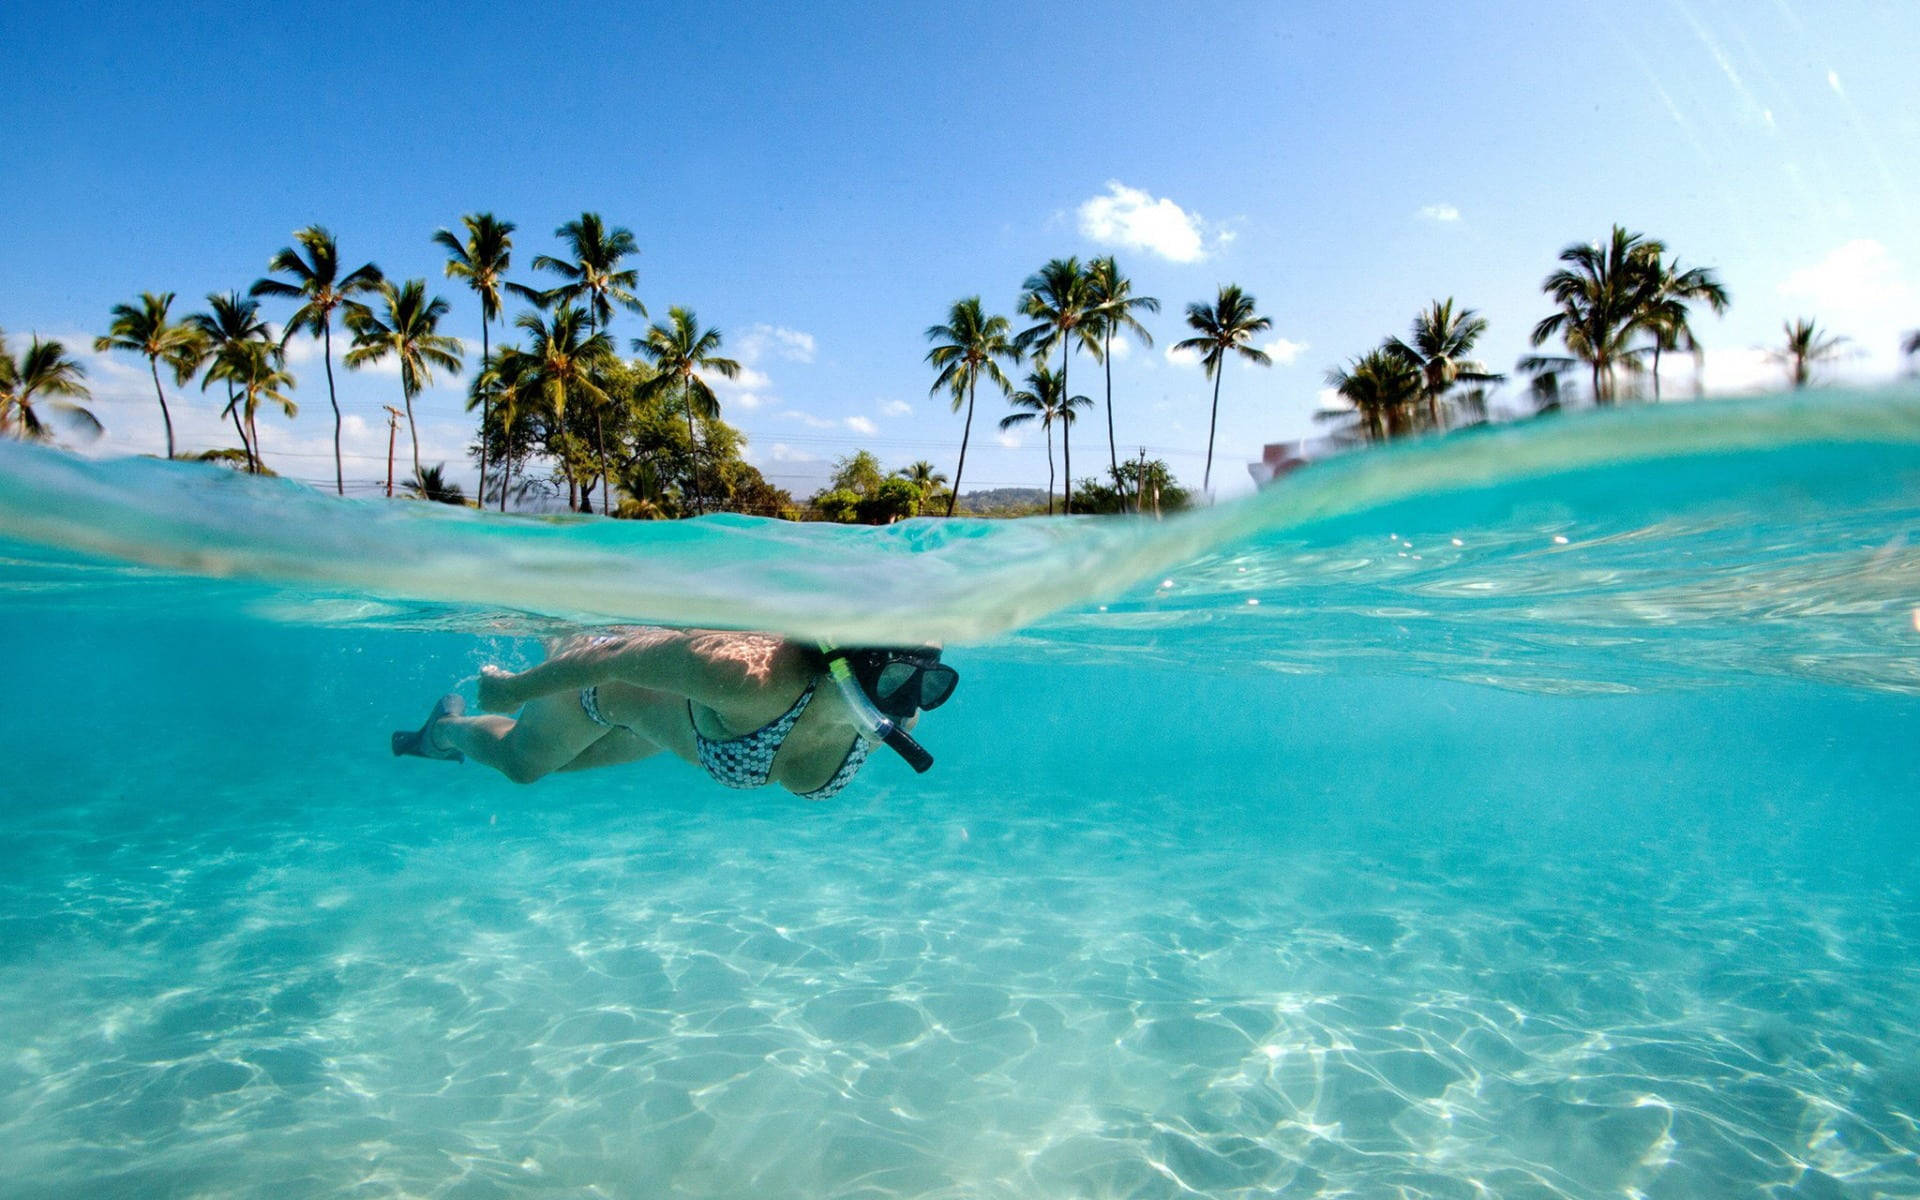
[0,333,96,441]
[345,279,463,490]
[251,226,383,493]
[1174,284,1273,492]
[187,292,274,467]
[1768,318,1849,389]
[998,366,1090,516]
[634,307,739,515]
[1084,257,1158,510]
[93,292,199,459]
[434,214,515,506]
[20,209,1917,522]
[925,297,1018,517]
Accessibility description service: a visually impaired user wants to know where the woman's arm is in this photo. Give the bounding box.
[477,628,810,715]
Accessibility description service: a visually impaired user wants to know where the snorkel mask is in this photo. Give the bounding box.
[819,644,958,774]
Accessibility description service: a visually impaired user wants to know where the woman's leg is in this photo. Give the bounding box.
[554,728,662,773]
[436,692,651,784]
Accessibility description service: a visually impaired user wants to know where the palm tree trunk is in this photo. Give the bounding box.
[403,387,423,486]
[1044,422,1055,516]
[1059,341,1071,515]
[1203,365,1224,494]
[499,450,513,514]
[323,322,343,494]
[1591,361,1604,407]
[146,358,176,459]
[1651,342,1663,402]
[684,381,703,515]
[947,375,975,519]
[595,409,611,516]
[224,381,254,472]
[247,405,261,475]
[1103,328,1121,513]
[476,319,490,508]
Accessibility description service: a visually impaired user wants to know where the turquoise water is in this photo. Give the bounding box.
[3,391,1920,1198]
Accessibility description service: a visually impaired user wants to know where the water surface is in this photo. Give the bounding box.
[2,391,1918,1198]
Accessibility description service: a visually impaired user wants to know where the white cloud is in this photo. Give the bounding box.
[1775,239,1911,377]
[995,430,1023,449]
[281,334,323,365]
[1265,337,1308,366]
[736,324,816,364]
[711,330,802,413]
[1418,204,1461,223]
[1164,344,1202,367]
[710,363,773,410]
[768,443,820,463]
[1827,70,1843,97]
[881,399,912,417]
[1777,239,1908,313]
[1077,181,1211,263]
[845,416,878,435]
[1698,346,1784,395]
[1106,338,1132,362]
[779,409,835,429]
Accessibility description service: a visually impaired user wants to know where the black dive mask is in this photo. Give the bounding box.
[842,648,959,719]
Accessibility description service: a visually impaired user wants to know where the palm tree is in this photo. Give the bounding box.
[1768,318,1850,389]
[502,304,617,509]
[635,308,739,515]
[187,292,274,465]
[1016,258,1103,514]
[469,348,541,513]
[93,292,201,459]
[1641,256,1730,401]
[1527,226,1665,406]
[1085,257,1158,510]
[533,213,645,332]
[203,340,296,470]
[434,213,515,504]
[1321,348,1422,443]
[250,226,384,494]
[345,280,464,489]
[894,460,948,507]
[406,463,466,505]
[1174,284,1273,494]
[1385,299,1502,430]
[998,366,1089,516]
[925,297,1019,517]
[0,333,96,441]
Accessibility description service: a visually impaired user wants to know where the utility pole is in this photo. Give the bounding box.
[383,406,402,498]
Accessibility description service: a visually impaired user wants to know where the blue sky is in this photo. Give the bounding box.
[3,0,1915,499]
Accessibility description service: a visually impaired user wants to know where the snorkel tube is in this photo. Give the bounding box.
[820,644,936,773]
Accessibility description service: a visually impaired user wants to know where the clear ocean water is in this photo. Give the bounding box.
[3,390,1919,1199]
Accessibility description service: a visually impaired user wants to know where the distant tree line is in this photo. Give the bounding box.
[3,217,1916,519]
[1313,225,1886,446]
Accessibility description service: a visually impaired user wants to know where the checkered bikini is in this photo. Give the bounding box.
[688,682,870,799]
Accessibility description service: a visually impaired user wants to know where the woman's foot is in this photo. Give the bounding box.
[391,694,467,762]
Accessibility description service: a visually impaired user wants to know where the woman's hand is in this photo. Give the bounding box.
[476,664,522,712]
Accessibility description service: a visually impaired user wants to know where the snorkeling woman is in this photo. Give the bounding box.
[391,628,957,797]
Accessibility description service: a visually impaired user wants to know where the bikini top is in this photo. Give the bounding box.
[689,681,871,800]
